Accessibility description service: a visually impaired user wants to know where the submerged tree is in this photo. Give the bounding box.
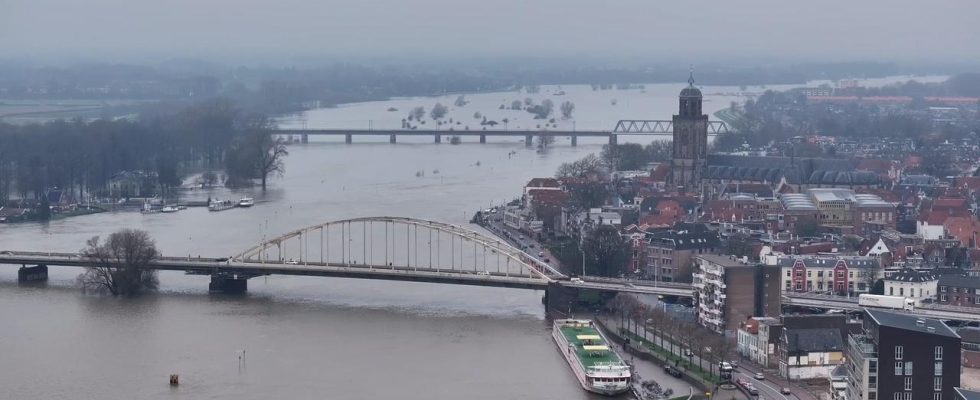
[78,229,159,297]
[225,115,288,191]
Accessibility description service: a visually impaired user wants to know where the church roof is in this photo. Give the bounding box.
[680,69,702,98]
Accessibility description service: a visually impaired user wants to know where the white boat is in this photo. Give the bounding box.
[208,200,236,212]
[160,206,179,213]
[552,319,632,396]
[238,197,255,207]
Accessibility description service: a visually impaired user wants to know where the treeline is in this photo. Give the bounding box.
[0,99,275,204]
[0,60,946,117]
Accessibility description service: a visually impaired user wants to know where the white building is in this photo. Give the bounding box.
[737,316,780,368]
[884,268,938,301]
[766,255,882,295]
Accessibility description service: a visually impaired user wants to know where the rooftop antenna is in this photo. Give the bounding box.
[688,65,695,86]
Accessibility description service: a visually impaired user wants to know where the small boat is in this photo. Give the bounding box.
[238,197,255,207]
[160,206,179,213]
[208,200,236,212]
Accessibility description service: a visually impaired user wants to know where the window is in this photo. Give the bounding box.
[895,346,904,360]
[786,270,791,277]
[905,361,913,375]
[934,377,942,391]
[941,286,947,292]
[941,294,947,302]
[900,287,904,296]
[935,346,943,360]
[935,361,943,375]
[895,361,903,375]
[904,377,912,390]
[904,394,911,400]
[934,394,942,400]
[890,287,894,295]
[869,360,878,373]
[893,394,900,400]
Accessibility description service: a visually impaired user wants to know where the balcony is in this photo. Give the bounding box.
[847,334,877,358]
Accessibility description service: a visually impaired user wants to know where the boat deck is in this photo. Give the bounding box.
[558,324,624,369]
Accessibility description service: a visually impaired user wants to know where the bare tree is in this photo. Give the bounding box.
[78,229,159,296]
[430,103,448,120]
[560,101,575,119]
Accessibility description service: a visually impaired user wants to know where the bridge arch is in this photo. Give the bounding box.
[232,216,564,281]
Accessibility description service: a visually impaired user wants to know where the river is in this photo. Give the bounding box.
[0,75,946,399]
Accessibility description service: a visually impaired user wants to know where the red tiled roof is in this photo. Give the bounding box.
[855,159,893,174]
[944,217,980,247]
[649,164,670,182]
[526,177,561,188]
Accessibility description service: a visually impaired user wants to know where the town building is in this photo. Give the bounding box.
[644,223,719,282]
[763,254,882,295]
[845,309,961,400]
[692,255,780,334]
[938,275,980,308]
[884,269,938,301]
[779,327,845,380]
[737,316,781,368]
[669,71,708,188]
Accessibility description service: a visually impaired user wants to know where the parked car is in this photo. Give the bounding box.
[664,365,682,378]
[754,372,765,380]
[538,251,544,257]
[570,277,584,283]
[683,349,693,357]
[781,387,792,395]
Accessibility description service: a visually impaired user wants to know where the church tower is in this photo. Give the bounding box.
[669,70,708,188]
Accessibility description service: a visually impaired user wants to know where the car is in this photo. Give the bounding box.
[781,387,792,395]
[476,271,490,276]
[215,257,228,262]
[538,251,544,257]
[543,257,550,263]
[729,360,739,368]
[664,365,683,378]
[285,259,299,265]
[754,372,765,380]
[746,386,759,395]
[569,277,584,283]
[683,349,693,357]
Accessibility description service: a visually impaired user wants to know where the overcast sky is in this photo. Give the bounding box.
[2,0,978,65]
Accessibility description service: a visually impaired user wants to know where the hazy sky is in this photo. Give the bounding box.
[2,0,978,65]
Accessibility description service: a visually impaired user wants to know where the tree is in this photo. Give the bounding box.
[454,95,467,107]
[582,225,630,277]
[511,100,522,110]
[556,153,603,178]
[560,101,575,119]
[566,180,608,209]
[410,106,426,121]
[537,135,555,148]
[78,229,159,297]
[430,103,448,120]
[794,218,819,238]
[601,143,648,171]
[225,115,289,191]
[644,140,672,162]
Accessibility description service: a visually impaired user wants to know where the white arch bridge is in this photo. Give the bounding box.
[0,217,695,299]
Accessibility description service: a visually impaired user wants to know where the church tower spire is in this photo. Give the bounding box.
[670,68,709,190]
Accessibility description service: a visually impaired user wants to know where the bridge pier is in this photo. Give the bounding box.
[525,135,533,146]
[608,135,618,146]
[544,282,579,314]
[209,274,248,294]
[434,134,441,143]
[571,136,577,146]
[345,134,353,144]
[301,134,309,144]
[389,134,396,144]
[18,264,48,283]
[479,134,486,144]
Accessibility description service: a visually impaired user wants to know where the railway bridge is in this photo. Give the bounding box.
[274,119,732,145]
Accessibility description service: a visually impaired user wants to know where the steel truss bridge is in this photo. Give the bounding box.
[274,119,731,145]
[0,217,692,297]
